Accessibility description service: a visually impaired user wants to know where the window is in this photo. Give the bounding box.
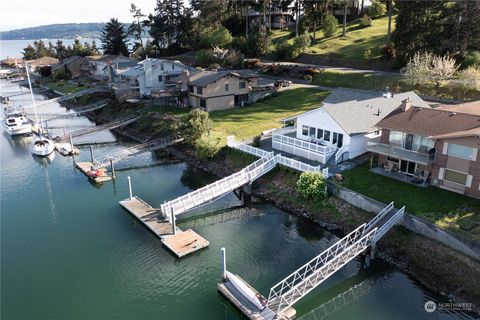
[389,131,403,146]
[337,134,343,147]
[444,169,468,185]
[189,85,193,93]
[309,127,316,138]
[447,143,473,160]
[158,75,163,82]
[239,81,246,89]
[387,156,399,163]
[324,130,331,142]
[225,83,229,92]
[333,132,338,144]
[302,125,308,136]
[200,99,206,108]
[172,64,175,70]
[316,129,323,140]
[197,87,203,95]
[161,64,164,71]
[165,75,170,81]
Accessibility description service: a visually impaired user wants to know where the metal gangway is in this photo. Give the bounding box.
[55,114,140,141]
[27,99,111,121]
[265,203,405,316]
[92,135,183,169]
[21,87,110,109]
[160,152,278,219]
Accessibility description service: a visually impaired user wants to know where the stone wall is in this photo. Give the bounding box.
[329,182,480,261]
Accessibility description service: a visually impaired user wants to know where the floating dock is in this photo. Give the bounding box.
[54,143,80,156]
[119,196,209,258]
[75,161,112,183]
[218,274,296,320]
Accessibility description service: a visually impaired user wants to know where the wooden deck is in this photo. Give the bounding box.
[119,196,209,258]
[218,275,296,320]
[75,161,112,183]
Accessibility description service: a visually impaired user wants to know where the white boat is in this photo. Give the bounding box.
[31,135,55,156]
[226,271,265,310]
[4,109,32,136]
[24,62,55,157]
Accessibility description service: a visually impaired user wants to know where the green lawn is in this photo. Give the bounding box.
[312,69,401,91]
[210,88,329,142]
[342,164,480,240]
[306,15,394,64]
[43,80,84,94]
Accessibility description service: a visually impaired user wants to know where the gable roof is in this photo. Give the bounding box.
[429,127,480,140]
[377,107,480,137]
[435,100,480,116]
[28,56,59,66]
[188,69,258,87]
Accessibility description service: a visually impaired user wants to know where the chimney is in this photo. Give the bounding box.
[180,69,190,91]
[144,58,153,88]
[401,97,412,112]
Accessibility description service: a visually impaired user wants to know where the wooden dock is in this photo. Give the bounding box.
[75,161,112,183]
[218,274,296,320]
[119,196,209,258]
[54,143,80,156]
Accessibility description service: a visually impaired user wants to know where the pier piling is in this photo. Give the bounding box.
[89,146,94,162]
[171,208,176,235]
[110,159,116,179]
[127,176,133,200]
[221,247,226,280]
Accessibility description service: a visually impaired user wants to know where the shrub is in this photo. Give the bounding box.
[462,51,480,68]
[304,68,321,76]
[382,44,396,60]
[368,0,386,18]
[195,49,214,66]
[275,38,290,59]
[296,172,326,200]
[359,14,372,28]
[53,69,69,80]
[456,66,480,91]
[321,13,338,38]
[180,108,211,145]
[39,66,52,77]
[197,26,233,50]
[232,36,247,52]
[225,49,244,68]
[286,32,311,60]
[195,136,221,159]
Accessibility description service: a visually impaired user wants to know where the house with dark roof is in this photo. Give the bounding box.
[51,56,90,79]
[368,102,480,198]
[273,88,430,164]
[86,55,138,81]
[186,69,259,112]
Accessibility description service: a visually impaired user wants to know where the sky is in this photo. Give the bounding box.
[0,0,170,31]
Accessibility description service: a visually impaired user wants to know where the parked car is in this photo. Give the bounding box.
[274,79,293,88]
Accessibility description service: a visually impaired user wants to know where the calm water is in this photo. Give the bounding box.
[1,80,475,319]
[0,39,98,59]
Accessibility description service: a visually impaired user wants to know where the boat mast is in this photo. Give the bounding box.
[25,63,39,125]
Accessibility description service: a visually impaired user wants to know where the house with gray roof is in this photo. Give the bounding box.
[273,88,431,164]
[186,69,259,112]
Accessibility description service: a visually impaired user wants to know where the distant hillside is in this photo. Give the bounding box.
[1,23,130,40]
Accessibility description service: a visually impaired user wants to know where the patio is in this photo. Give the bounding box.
[370,166,430,188]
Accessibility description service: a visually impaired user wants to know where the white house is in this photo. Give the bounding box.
[87,55,138,81]
[273,88,430,164]
[118,58,189,96]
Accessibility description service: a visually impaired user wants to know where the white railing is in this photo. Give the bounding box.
[276,154,321,173]
[93,136,182,169]
[272,133,337,155]
[272,126,297,136]
[267,224,377,315]
[226,136,273,158]
[334,144,349,164]
[161,154,277,218]
[364,201,394,231]
[60,114,140,140]
[372,206,405,244]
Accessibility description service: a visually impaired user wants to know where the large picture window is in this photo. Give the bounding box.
[447,144,473,160]
[389,131,403,146]
[309,127,316,138]
[316,129,323,140]
[324,130,331,142]
[444,169,468,185]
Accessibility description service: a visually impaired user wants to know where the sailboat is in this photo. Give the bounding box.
[25,63,54,157]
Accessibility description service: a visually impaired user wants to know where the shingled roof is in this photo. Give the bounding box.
[189,69,258,87]
[376,107,480,137]
[435,100,480,116]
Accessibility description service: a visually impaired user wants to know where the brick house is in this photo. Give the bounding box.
[368,99,480,199]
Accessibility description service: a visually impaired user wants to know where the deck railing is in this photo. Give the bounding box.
[367,142,436,164]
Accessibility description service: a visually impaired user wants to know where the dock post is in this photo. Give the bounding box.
[127,176,133,200]
[370,243,376,260]
[110,159,116,179]
[221,247,226,280]
[89,146,95,162]
[69,134,74,157]
[171,208,176,235]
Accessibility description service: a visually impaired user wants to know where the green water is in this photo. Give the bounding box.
[1,80,475,319]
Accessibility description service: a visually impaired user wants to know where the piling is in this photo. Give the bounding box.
[89,146,94,162]
[171,208,176,235]
[127,176,133,200]
[110,159,116,179]
[221,247,226,280]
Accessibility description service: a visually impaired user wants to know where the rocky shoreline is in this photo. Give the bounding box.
[65,94,480,314]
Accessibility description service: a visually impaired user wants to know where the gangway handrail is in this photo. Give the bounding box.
[365,201,394,231]
[372,206,405,243]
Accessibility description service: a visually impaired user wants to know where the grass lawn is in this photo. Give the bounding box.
[342,164,480,240]
[312,69,401,91]
[209,88,330,142]
[43,80,84,94]
[306,16,394,64]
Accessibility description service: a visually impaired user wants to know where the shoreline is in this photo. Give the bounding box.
[61,91,480,314]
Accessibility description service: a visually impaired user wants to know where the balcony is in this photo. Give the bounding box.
[367,142,436,165]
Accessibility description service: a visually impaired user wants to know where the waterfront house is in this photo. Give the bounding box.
[27,56,59,73]
[86,55,138,81]
[186,69,259,112]
[368,102,480,198]
[247,6,295,30]
[51,55,90,79]
[273,88,430,164]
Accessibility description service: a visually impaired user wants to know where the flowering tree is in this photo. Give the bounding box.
[402,52,459,88]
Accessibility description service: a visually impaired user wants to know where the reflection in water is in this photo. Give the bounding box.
[177,206,265,229]
[32,152,58,224]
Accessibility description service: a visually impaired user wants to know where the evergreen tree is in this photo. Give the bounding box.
[100,18,129,56]
[55,40,69,59]
[128,3,146,50]
[22,44,37,60]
